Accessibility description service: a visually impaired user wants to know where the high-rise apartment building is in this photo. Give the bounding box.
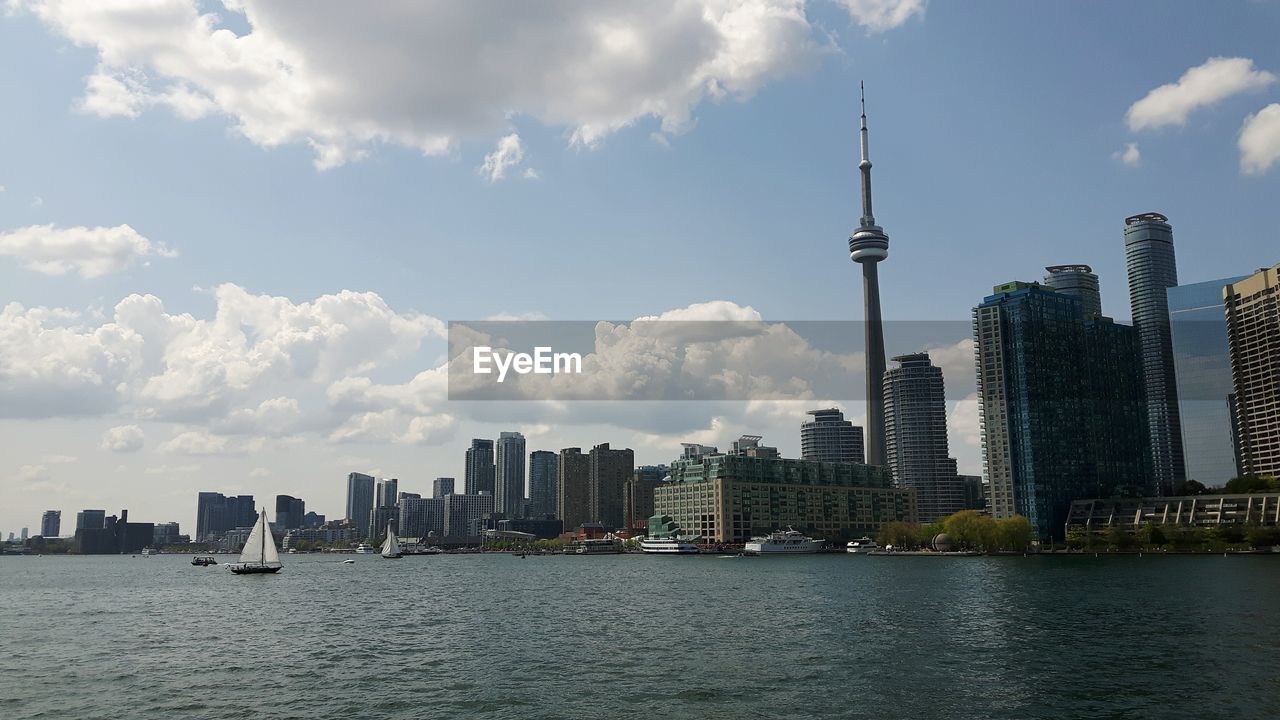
[375,478,399,508]
[495,431,527,517]
[196,492,256,541]
[801,408,865,464]
[557,447,591,532]
[623,465,668,529]
[975,281,1151,540]
[433,477,456,498]
[443,492,494,536]
[883,352,966,522]
[1225,263,1280,477]
[1043,265,1102,318]
[589,443,634,530]
[40,510,60,538]
[399,494,444,538]
[1168,275,1250,486]
[528,451,558,518]
[76,509,105,531]
[1124,212,1186,492]
[465,439,496,495]
[345,472,376,537]
[274,495,305,530]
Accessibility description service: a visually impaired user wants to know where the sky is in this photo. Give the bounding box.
[2,0,1279,537]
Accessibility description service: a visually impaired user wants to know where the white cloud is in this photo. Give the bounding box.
[0,223,175,278]
[1113,142,1141,167]
[158,429,233,455]
[30,195,43,208]
[479,133,529,183]
[12,0,919,168]
[947,393,982,450]
[1239,103,1280,175]
[1126,57,1277,132]
[248,467,272,478]
[142,463,200,475]
[16,464,51,483]
[100,424,145,452]
[837,0,925,32]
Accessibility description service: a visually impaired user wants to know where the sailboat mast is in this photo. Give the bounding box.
[260,510,266,567]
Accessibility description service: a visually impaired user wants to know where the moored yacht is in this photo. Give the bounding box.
[846,537,879,554]
[353,543,377,554]
[744,527,824,555]
[639,537,701,554]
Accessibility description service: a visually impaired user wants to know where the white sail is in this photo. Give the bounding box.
[381,522,401,557]
[239,509,280,566]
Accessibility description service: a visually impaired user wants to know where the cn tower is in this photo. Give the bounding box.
[848,82,889,466]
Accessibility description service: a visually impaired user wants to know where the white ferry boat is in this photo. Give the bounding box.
[564,538,622,555]
[846,537,879,554]
[744,528,824,555]
[639,537,700,554]
[353,543,377,554]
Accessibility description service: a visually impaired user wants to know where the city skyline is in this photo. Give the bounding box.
[4,2,1280,534]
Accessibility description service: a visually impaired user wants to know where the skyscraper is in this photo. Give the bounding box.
[1224,263,1280,477]
[1124,212,1185,492]
[847,83,890,467]
[76,509,106,531]
[375,478,399,508]
[975,281,1151,540]
[1168,275,1249,486]
[495,431,527,517]
[443,492,494,536]
[528,451,558,517]
[1043,265,1102,318]
[40,510,60,538]
[195,492,255,541]
[346,472,376,537]
[557,447,591,532]
[274,495,305,530]
[433,477,456,498]
[589,443,634,530]
[464,438,496,495]
[624,465,668,529]
[800,408,865,464]
[883,352,965,522]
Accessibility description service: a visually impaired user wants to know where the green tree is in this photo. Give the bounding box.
[1246,526,1280,549]
[995,516,1033,551]
[877,522,921,550]
[942,511,998,551]
[1106,526,1134,550]
[1172,479,1210,496]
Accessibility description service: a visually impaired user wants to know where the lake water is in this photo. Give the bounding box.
[2,553,1278,719]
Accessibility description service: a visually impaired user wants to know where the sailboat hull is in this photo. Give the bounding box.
[381,554,403,559]
[229,564,282,574]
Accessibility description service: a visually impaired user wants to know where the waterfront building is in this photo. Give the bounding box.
[528,451,558,518]
[75,509,153,554]
[274,495,305,530]
[443,492,494,536]
[495,431,527,517]
[399,494,443,538]
[75,509,105,531]
[433,477,456,498]
[960,474,985,511]
[847,84,890,466]
[883,352,966,522]
[497,517,563,539]
[1168,275,1250,486]
[345,472,376,537]
[369,505,398,539]
[303,511,325,528]
[975,281,1151,541]
[557,447,591,532]
[589,443,634,530]
[801,408,865,464]
[1225,263,1280,477]
[465,439,496,495]
[195,492,255,541]
[1124,212,1186,491]
[623,464,669,530]
[1043,265,1102,318]
[20,527,28,541]
[731,435,778,458]
[1065,493,1280,533]
[653,447,913,543]
[282,524,361,549]
[152,522,184,546]
[40,510,60,538]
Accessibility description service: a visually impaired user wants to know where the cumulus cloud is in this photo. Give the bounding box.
[1126,57,1277,132]
[14,0,915,168]
[1239,103,1280,175]
[0,223,175,278]
[100,424,145,452]
[1113,142,1141,167]
[479,133,532,183]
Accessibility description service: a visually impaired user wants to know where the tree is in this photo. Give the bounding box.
[1106,526,1134,550]
[1246,526,1280,549]
[1172,479,1210,496]
[942,511,998,551]
[877,522,920,550]
[995,516,1033,551]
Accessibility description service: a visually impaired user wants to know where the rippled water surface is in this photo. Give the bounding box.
[2,553,1278,719]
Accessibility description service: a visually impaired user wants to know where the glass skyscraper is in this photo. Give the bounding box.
[527,451,558,518]
[464,438,495,495]
[882,352,964,522]
[345,472,375,537]
[494,431,527,517]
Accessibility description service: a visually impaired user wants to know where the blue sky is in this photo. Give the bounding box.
[2,1,1278,535]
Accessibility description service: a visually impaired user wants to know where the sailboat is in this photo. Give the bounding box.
[380,522,403,559]
[229,509,283,574]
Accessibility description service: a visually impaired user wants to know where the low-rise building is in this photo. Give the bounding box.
[1065,493,1280,534]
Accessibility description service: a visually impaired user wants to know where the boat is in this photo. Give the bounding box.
[380,522,403,559]
[342,558,355,564]
[564,538,623,555]
[228,509,283,574]
[353,543,377,554]
[846,537,879,554]
[639,537,701,554]
[191,555,218,566]
[744,527,824,555]
[141,547,156,557]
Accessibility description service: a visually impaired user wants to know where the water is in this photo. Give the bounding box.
[2,553,1278,719]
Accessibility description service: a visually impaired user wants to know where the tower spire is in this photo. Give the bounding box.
[859,81,875,227]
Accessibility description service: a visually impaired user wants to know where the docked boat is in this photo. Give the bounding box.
[191,555,218,566]
[380,522,403,559]
[228,509,283,574]
[141,547,156,557]
[564,538,622,555]
[846,537,879,554]
[639,537,700,554]
[353,543,377,554]
[744,528,824,555]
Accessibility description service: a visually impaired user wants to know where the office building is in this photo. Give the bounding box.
[653,448,913,543]
[195,492,255,541]
[959,474,985,511]
[975,281,1151,541]
[433,477,456,498]
[883,352,966,522]
[443,492,494,536]
[1124,212,1186,491]
[528,451,558,518]
[623,465,668,530]
[20,527,28,541]
[375,478,399,508]
[400,494,445,538]
[495,431,527,517]
[274,495,305,530]
[1043,265,1102,318]
[465,439,496,495]
[75,509,106,531]
[557,447,591,532]
[40,510,60,538]
[589,443,634,530]
[801,408,865,464]
[345,472,376,537]
[1225,263,1280,477]
[1168,275,1250,486]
